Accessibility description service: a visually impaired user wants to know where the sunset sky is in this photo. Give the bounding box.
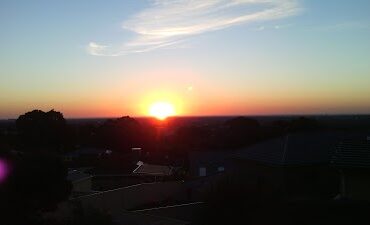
[1,0,370,119]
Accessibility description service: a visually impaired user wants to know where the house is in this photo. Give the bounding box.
[188,151,231,177]
[231,131,368,200]
[331,139,370,200]
[132,161,175,182]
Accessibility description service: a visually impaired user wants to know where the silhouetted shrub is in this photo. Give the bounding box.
[16,109,68,152]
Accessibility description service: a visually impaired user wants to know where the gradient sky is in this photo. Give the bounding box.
[1,0,370,119]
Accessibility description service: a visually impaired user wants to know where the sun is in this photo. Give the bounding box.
[149,102,175,120]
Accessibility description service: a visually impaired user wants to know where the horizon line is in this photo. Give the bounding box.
[1,113,370,121]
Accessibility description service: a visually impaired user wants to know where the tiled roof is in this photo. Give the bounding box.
[331,140,370,168]
[233,131,368,166]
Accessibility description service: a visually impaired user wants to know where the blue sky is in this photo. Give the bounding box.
[1,0,370,118]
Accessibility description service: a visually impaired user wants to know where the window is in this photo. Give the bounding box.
[199,167,206,177]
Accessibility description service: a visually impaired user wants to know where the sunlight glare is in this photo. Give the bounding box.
[149,102,175,120]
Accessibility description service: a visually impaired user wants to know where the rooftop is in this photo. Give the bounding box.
[233,131,369,166]
[331,140,370,168]
[133,163,173,176]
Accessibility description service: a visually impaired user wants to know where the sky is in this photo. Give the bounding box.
[1,0,370,119]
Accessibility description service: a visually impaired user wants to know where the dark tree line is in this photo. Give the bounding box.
[1,109,321,157]
[168,116,321,152]
[93,116,156,152]
[7,110,156,155]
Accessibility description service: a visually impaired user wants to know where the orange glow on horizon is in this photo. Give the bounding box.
[138,90,184,118]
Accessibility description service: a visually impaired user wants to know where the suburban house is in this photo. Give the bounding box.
[188,151,231,177]
[331,139,370,200]
[230,131,369,200]
[132,161,175,181]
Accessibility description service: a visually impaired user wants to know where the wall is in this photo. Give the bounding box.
[72,181,186,213]
[73,178,92,192]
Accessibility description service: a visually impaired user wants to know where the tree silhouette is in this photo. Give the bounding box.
[173,125,211,150]
[16,109,68,152]
[96,116,155,152]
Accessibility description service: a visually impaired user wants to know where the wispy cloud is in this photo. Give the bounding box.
[87,0,302,56]
[87,42,109,56]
